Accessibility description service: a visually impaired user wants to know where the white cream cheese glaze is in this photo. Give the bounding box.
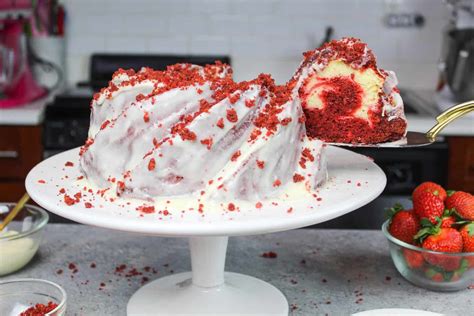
[80,63,327,202]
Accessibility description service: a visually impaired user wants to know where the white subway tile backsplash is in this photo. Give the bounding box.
[148,37,189,55]
[104,37,149,53]
[188,0,231,15]
[63,0,449,90]
[168,15,210,36]
[67,14,125,36]
[123,15,169,35]
[209,14,252,36]
[190,36,231,55]
[230,0,277,15]
[66,36,105,55]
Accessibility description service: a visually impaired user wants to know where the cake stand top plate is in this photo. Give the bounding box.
[25,146,386,237]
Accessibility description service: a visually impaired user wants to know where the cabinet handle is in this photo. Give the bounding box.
[0,150,19,158]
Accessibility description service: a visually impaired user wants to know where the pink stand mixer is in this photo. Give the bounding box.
[0,17,47,108]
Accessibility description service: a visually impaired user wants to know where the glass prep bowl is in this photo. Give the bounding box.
[0,278,66,316]
[0,203,49,276]
[382,220,474,292]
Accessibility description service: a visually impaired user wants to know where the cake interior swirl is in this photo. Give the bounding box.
[78,37,406,204]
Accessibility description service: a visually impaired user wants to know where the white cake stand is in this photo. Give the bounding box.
[26,146,386,315]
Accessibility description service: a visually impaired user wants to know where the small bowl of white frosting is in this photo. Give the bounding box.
[0,203,49,276]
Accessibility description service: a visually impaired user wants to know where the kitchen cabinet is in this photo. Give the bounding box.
[447,136,474,193]
[0,125,43,201]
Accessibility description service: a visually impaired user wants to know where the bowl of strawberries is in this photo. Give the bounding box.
[382,182,474,291]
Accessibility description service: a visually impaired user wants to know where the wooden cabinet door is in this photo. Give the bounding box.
[0,126,43,201]
[448,136,474,193]
[0,126,43,179]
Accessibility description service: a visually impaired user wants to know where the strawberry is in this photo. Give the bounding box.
[445,191,474,221]
[403,249,424,269]
[388,205,419,244]
[413,191,444,224]
[417,227,463,271]
[440,215,456,228]
[460,223,474,267]
[424,267,443,282]
[413,182,447,202]
[449,259,470,281]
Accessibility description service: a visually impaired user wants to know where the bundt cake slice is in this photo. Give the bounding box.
[294,37,407,144]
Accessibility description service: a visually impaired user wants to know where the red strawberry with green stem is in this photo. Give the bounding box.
[424,267,443,282]
[460,222,474,267]
[415,222,463,271]
[446,191,474,221]
[413,191,444,224]
[439,209,457,228]
[412,182,447,202]
[403,249,424,269]
[387,204,419,244]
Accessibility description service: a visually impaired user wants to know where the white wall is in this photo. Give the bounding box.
[64,0,450,90]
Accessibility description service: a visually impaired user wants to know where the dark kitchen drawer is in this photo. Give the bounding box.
[0,126,43,180]
[0,180,27,202]
[349,141,449,195]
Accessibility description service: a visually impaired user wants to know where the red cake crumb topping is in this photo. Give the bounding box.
[229,93,240,104]
[216,118,225,128]
[100,120,110,130]
[65,161,74,167]
[148,158,156,171]
[226,109,238,123]
[245,99,256,108]
[200,138,213,150]
[273,179,282,187]
[20,301,58,316]
[177,128,197,141]
[262,251,277,258]
[296,37,376,77]
[37,179,46,184]
[85,202,93,208]
[293,173,305,182]
[256,202,263,208]
[256,160,265,169]
[302,148,314,162]
[64,194,76,206]
[228,203,236,211]
[79,138,94,156]
[143,111,150,123]
[136,93,146,102]
[280,117,292,126]
[230,150,241,161]
[137,205,155,214]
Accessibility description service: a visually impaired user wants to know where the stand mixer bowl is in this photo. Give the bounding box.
[0,18,47,108]
[0,20,27,94]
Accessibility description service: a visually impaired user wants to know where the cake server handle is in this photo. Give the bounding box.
[425,100,474,142]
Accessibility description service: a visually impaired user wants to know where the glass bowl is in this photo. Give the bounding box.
[382,220,474,291]
[0,203,49,276]
[0,279,66,315]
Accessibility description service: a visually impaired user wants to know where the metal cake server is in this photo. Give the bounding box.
[329,100,474,148]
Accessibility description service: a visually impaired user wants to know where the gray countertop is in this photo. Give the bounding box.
[1,224,473,315]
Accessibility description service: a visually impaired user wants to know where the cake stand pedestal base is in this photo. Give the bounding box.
[127,237,288,315]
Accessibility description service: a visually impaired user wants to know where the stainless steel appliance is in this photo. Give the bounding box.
[445,28,474,101]
[439,0,474,102]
